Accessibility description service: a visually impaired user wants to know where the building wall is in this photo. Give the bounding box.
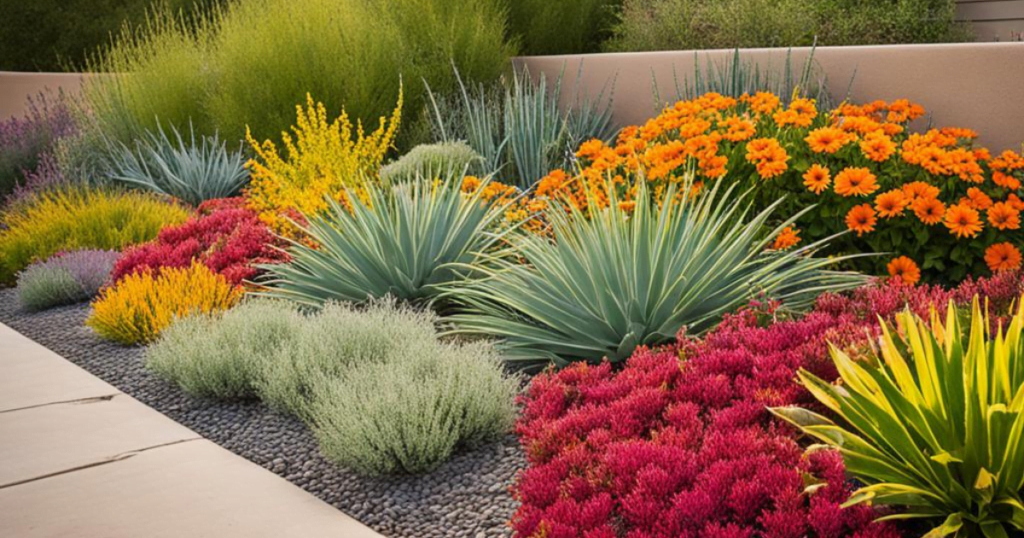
[959,0,1024,41]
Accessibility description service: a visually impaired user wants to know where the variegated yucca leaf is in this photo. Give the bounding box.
[773,298,1024,538]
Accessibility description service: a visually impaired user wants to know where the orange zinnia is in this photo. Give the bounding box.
[985,243,1022,272]
[859,131,896,162]
[944,203,983,238]
[912,197,946,225]
[902,181,940,201]
[987,202,1021,230]
[802,164,831,194]
[964,187,993,210]
[805,127,850,154]
[845,204,877,236]
[875,190,908,218]
[833,168,880,197]
[772,226,801,250]
[887,256,921,285]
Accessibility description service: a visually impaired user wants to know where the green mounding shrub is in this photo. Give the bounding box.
[607,0,970,53]
[106,123,249,206]
[427,66,617,188]
[145,299,304,399]
[255,300,442,418]
[446,180,868,367]
[379,141,483,185]
[259,175,513,309]
[772,298,1024,538]
[309,340,518,475]
[505,0,620,55]
[84,0,514,150]
[0,188,190,285]
[16,249,119,311]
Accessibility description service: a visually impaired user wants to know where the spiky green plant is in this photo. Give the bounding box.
[259,174,514,308]
[446,180,866,366]
[772,298,1024,538]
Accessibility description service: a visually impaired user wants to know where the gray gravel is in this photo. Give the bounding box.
[0,288,525,538]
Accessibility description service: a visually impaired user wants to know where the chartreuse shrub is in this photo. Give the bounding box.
[260,174,514,308]
[16,250,119,311]
[87,262,242,345]
[379,141,483,185]
[0,188,189,285]
[773,298,1024,538]
[245,92,401,236]
[146,299,518,475]
[106,123,249,206]
[448,180,866,366]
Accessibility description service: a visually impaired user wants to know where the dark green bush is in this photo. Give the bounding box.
[505,0,620,55]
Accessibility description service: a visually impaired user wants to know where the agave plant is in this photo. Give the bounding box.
[772,299,1024,538]
[106,122,249,206]
[258,174,514,308]
[445,180,866,366]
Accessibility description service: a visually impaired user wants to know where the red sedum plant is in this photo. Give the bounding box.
[112,197,288,286]
[513,272,1023,538]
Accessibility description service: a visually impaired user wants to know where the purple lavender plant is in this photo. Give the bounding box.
[0,91,77,202]
[16,249,119,311]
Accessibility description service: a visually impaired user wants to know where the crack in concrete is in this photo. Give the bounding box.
[0,437,203,490]
[0,394,121,414]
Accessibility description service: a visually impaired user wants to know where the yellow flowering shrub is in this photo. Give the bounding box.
[245,88,402,236]
[87,262,242,345]
[531,93,1024,283]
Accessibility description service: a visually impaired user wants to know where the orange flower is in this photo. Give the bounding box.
[912,197,946,225]
[1008,194,1024,211]
[964,187,993,210]
[987,202,1021,230]
[943,203,983,238]
[887,256,921,285]
[985,243,1022,272]
[536,170,568,197]
[461,175,482,193]
[833,167,880,197]
[859,131,896,162]
[845,204,877,236]
[875,189,908,218]
[772,226,801,250]
[805,127,850,154]
[576,139,607,160]
[744,92,781,115]
[902,181,940,201]
[745,138,789,180]
[802,164,831,194]
[993,171,1022,190]
[773,98,816,128]
[720,116,756,142]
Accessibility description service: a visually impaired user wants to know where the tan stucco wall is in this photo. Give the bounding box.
[517,42,1024,152]
[0,71,87,120]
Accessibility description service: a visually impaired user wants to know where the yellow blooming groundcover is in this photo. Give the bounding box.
[527,92,1023,284]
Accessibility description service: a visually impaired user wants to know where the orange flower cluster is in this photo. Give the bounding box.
[532,92,1024,282]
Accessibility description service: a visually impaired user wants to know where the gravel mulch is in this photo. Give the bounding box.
[0,289,525,538]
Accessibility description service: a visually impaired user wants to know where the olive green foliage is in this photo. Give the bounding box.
[773,299,1024,538]
[505,0,620,55]
[608,0,971,52]
[84,0,514,150]
[379,141,483,185]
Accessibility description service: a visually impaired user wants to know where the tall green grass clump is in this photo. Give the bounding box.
[505,0,620,55]
[84,0,514,150]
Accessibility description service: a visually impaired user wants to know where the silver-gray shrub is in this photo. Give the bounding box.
[254,299,441,418]
[379,141,483,185]
[16,249,119,311]
[145,299,304,399]
[106,123,249,207]
[308,340,519,475]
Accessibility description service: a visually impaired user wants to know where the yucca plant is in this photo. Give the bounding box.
[106,122,249,206]
[445,180,866,366]
[259,174,515,308]
[772,299,1024,538]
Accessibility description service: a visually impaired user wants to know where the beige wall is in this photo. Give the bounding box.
[959,0,1024,41]
[516,42,1024,151]
[0,71,87,120]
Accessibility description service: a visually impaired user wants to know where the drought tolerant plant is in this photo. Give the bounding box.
[379,141,483,185]
[16,249,119,311]
[106,123,249,206]
[772,298,1024,538]
[505,0,620,55]
[537,93,1024,283]
[87,262,242,345]
[260,175,515,308]
[146,299,303,399]
[245,92,401,236]
[309,339,519,475]
[0,188,189,285]
[0,92,77,200]
[112,197,288,286]
[448,180,865,366]
[427,66,616,188]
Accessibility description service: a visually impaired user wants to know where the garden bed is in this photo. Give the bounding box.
[0,288,524,538]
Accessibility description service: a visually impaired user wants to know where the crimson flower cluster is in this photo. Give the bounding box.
[513,273,1023,538]
[112,198,288,286]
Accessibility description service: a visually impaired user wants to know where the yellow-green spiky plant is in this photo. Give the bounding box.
[772,297,1024,538]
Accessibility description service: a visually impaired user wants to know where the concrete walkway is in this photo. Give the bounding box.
[0,322,384,538]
